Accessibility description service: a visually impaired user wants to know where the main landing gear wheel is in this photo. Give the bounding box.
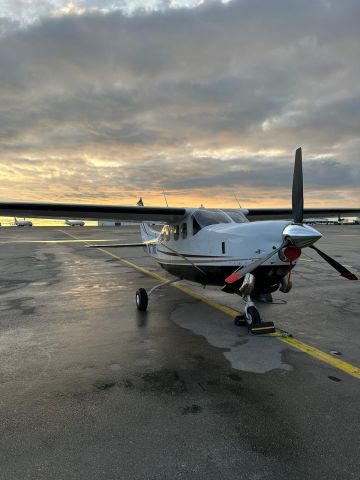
[136,288,148,311]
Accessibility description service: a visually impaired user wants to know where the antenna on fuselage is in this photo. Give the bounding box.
[233,191,242,208]
[162,189,169,207]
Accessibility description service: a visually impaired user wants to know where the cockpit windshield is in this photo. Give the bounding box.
[224,210,249,223]
[192,208,248,234]
[192,209,231,234]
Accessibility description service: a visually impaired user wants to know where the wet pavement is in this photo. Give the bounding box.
[0,225,359,480]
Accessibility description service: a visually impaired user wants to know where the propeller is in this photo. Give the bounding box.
[287,146,357,280]
[224,147,358,286]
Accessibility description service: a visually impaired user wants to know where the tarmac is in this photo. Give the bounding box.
[0,225,359,480]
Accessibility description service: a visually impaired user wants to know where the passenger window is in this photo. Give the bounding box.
[181,223,187,239]
[165,226,170,241]
[174,225,179,241]
[159,226,167,241]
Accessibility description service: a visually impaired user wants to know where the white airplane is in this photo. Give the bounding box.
[0,148,359,334]
[14,217,33,227]
[65,219,85,227]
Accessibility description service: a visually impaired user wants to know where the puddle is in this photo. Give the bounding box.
[171,303,292,374]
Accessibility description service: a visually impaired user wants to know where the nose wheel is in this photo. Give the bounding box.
[236,302,275,335]
[245,305,261,325]
[234,273,276,334]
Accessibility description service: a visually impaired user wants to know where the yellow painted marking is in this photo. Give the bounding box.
[60,229,360,380]
[251,326,275,332]
[277,337,360,380]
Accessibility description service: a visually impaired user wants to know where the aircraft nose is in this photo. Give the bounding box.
[282,224,322,248]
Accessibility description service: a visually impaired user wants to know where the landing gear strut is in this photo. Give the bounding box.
[135,279,180,311]
[234,273,275,335]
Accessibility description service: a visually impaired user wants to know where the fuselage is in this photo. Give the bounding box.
[14,218,32,226]
[140,208,322,293]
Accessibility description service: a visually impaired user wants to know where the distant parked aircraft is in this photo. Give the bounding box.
[303,218,336,225]
[14,217,33,227]
[65,219,85,227]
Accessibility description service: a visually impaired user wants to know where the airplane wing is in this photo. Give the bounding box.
[1,202,359,223]
[244,208,360,221]
[0,202,187,223]
[86,243,146,248]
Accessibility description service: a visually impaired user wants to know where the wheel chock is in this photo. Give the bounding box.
[250,322,275,335]
[234,315,246,327]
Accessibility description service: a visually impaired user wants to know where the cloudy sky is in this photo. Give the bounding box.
[0,0,359,208]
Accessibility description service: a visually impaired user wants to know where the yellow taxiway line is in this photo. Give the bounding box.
[59,230,360,381]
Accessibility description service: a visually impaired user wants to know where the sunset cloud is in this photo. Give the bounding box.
[0,0,359,207]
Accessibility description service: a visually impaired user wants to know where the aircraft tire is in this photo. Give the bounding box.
[246,306,261,326]
[136,288,148,311]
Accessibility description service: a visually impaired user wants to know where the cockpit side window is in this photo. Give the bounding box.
[160,225,170,241]
[193,216,201,235]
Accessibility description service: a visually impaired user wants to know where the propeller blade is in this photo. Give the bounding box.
[292,147,304,223]
[225,244,285,284]
[309,245,358,280]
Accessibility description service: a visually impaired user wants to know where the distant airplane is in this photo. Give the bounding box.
[65,219,85,227]
[14,217,32,227]
[303,218,336,225]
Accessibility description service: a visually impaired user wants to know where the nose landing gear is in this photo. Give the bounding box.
[234,273,276,335]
